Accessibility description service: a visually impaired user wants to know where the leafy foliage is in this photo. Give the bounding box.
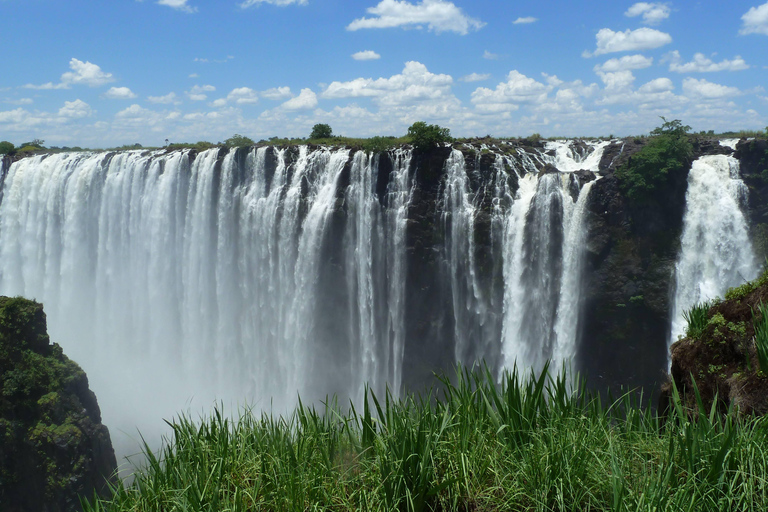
[309,123,334,140]
[751,302,768,373]
[616,118,693,201]
[683,301,712,339]
[406,121,453,151]
[223,134,255,148]
[0,141,15,155]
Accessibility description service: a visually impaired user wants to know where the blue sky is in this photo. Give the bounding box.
[1,0,767,147]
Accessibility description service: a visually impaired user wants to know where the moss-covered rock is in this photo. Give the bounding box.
[0,296,117,512]
[662,269,768,417]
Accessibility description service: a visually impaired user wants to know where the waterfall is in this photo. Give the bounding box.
[500,141,603,373]
[0,147,414,459]
[669,153,758,345]
[0,141,606,460]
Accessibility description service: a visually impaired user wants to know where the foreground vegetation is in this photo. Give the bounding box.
[84,361,768,512]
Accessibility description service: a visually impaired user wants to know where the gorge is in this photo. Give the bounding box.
[1,136,766,463]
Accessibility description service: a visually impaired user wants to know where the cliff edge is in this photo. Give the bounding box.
[0,296,117,512]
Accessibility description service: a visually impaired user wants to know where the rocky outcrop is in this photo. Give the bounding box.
[0,297,117,512]
[662,270,768,416]
[736,139,768,261]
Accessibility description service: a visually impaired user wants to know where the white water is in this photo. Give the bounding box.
[0,141,607,465]
[498,141,605,373]
[0,147,413,464]
[669,154,758,346]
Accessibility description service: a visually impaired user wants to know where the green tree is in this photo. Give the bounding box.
[406,121,453,151]
[309,123,333,140]
[224,134,255,148]
[0,141,14,155]
[616,118,693,201]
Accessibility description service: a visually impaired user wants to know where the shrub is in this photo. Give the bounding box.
[309,123,333,140]
[0,141,14,155]
[406,121,452,151]
[223,134,254,148]
[751,302,768,373]
[616,118,693,202]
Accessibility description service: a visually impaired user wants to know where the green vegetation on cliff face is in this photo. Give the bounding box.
[86,364,768,512]
[616,119,694,202]
[669,266,768,417]
[0,296,116,512]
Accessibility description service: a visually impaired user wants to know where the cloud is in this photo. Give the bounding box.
[513,16,537,24]
[261,87,293,100]
[22,82,69,90]
[347,0,485,35]
[58,99,93,119]
[483,50,499,60]
[157,0,197,13]
[682,78,742,99]
[211,87,260,107]
[624,2,671,25]
[593,54,653,72]
[186,85,216,101]
[587,27,672,56]
[470,70,550,112]
[460,73,491,82]
[240,0,308,7]
[322,61,453,103]
[189,73,199,78]
[61,58,116,87]
[281,88,318,110]
[4,98,34,105]
[148,92,182,104]
[666,51,750,72]
[352,50,381,60]
[740,2,768,35]
[103,87,138,99]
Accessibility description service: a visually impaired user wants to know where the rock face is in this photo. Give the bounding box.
[662,271,768,416]
[0,296,117,512]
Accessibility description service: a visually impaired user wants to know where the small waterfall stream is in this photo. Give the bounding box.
[669,151,759,347]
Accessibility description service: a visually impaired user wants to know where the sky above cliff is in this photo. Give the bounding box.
[1,0,767,147]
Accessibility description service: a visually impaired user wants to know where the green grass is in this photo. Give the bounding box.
[683,301,712,339]
[82,364,768,512]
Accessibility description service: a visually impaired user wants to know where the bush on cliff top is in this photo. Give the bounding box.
[616,118,693,202]
[407,121,453,151]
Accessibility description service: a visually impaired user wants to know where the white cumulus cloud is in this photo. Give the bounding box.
[261,87,293,100]
[683,78,742,98]
[104,87,138,99]
[58,99,93,119]
[588,27,672,56]
[347,0,485,35]
[666,51,750,72]
[740,3,768,35]
[471,70,551,112]
[460,73,491,82]
[157,0,197,13]
[624,3,671,25]
[513,16,537,24]
[281,88,318,110]
[187,85,216,101]
[352,50,381,60]
[61,58,116,87]
[211,87,260,107]
[148,92,182,105]
[593,54,653,72]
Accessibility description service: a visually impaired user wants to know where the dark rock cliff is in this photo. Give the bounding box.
[0,297,117,512]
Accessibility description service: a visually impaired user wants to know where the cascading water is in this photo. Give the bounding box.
[500,141,603,373]
[0,147,413,461]
[669,151,759,347]
[0,140,607,464]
